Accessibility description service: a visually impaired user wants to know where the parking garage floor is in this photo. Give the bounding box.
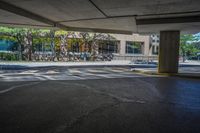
[0,67,200,133]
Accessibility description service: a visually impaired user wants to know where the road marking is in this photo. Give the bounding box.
[46,70,59,74]
[0,82,40,94]
[0,68,151,82]
[68,69,81,74]
[20,70,38,74]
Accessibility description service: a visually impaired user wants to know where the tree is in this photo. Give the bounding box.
[0,27,27,60]
[180,34,199,62]
[0,26,115,62]
[0,27,52,61]
[55,30,76,61]
[78,32,115,61]
[32,29,52,61]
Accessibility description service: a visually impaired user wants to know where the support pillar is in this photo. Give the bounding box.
[119,40,126,55]
[158,31,180,73]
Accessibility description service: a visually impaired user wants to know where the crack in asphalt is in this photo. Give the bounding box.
[57,102,120,133]
[56,82,147,133]
[0,82,41,94]
[135,78,161,98]
[58,82,147,104]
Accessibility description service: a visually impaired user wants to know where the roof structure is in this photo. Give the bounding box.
[0,0,200,34]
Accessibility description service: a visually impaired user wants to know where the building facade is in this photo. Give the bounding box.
[112,34,150,56]
[149,34,159,55]
[111,34,159,61]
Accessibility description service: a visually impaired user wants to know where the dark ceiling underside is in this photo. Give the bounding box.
[0,0,200,34]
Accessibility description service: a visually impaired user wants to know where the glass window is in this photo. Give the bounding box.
[99,41,119,54]
[125,41,144,54]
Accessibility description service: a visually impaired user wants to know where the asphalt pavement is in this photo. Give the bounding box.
[0,67,200,133]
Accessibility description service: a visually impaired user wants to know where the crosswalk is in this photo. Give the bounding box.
[0,67,144,82]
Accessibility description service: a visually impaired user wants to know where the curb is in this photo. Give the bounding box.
[132,69,200,79]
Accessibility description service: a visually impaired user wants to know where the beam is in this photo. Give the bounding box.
[0,1,80,32]
[88,0,108,17]
[0,22,54,28]
[58,11,200,23]
[0,1,132,34]
[0,0,56,26]
[136,15,200,25]
[66,26,132,34]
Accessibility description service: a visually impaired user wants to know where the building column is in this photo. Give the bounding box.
[158,31,180,73]
[143,36,150,56]
[119,40,126,55]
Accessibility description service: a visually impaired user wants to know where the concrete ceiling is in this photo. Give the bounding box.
[0,0,200,34]
[0,9,50,27]
[61,17,136,32]
[4,0,104,21]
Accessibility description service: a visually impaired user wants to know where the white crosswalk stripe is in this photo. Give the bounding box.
[0,67,143,81]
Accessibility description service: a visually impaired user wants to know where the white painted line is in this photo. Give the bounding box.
[0,82,40,94]
[46,70,59,74]
[68,69,81,74]
[40,75,55,80]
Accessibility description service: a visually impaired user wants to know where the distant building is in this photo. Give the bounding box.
[149,34,159,55]
[111,34,158,61]
[112,34,150,56]
[0,40,16,51]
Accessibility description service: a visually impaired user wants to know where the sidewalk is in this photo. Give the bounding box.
[0,60,130,67]
[0,60,157,70]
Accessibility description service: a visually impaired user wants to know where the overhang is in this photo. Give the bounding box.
[0,0,200,34]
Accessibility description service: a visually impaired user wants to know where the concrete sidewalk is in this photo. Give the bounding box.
[0,60,131,67]
[0,60,157,70]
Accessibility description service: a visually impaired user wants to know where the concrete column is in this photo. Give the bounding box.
[158,31,180,73]
[143,36,150,56]
[119,40,126,55]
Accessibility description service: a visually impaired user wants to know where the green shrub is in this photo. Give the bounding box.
[0,52,19,61]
